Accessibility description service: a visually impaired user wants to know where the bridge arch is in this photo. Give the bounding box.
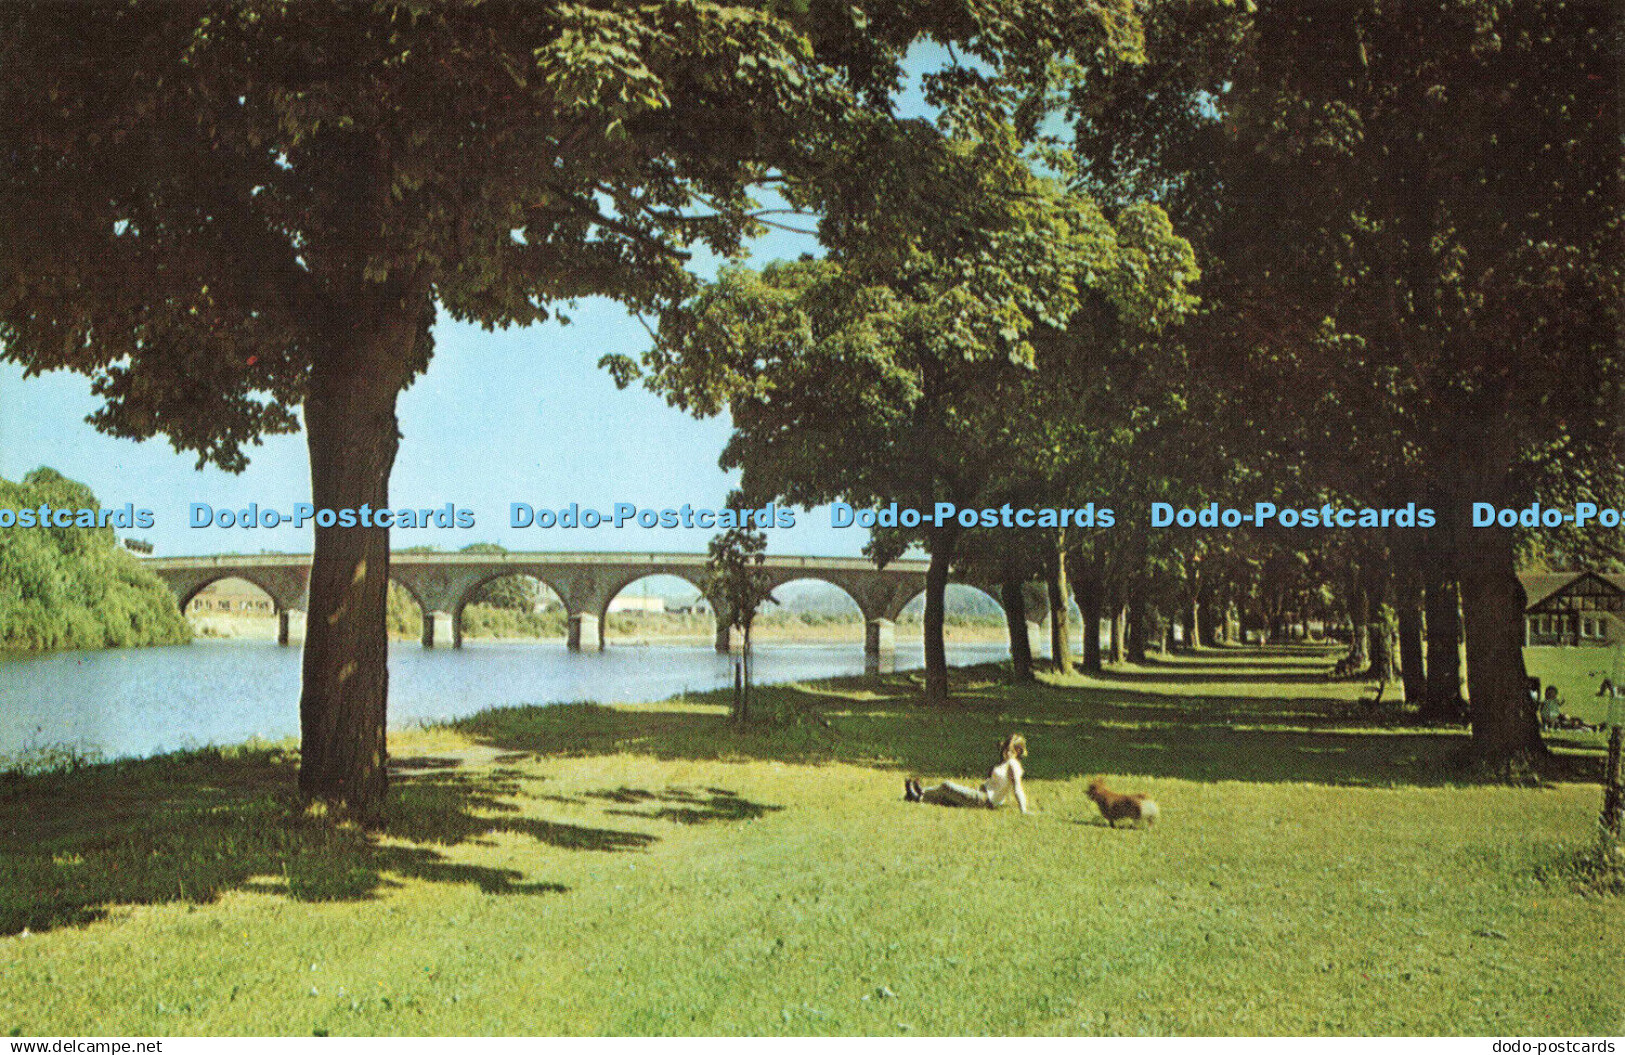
[456,569,571,612]
[447,570,569,649]
[176,572,287,614]
[597,568,710,617]
[387,574,428,618]
[889,582,1006,624]
[768,576,865,617]
[384,575,438,648]
[891,581,1051,659]
[749,576,868,653]
[171,568,311,646]
[598,572,710,649]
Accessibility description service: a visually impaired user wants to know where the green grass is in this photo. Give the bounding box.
[1524,645,1625,726]
[0,646,1619,1036]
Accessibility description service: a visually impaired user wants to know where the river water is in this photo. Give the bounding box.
[0,638,1010,762]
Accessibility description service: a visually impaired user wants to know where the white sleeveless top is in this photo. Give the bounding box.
[981,757,1023,807]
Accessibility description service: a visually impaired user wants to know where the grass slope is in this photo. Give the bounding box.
[0,647,1618,1036]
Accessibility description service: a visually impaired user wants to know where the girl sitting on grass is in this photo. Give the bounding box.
[1540,686,1564,729]
[904,733,1029,814]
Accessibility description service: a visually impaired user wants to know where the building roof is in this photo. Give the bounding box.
[1519,571,1625,613]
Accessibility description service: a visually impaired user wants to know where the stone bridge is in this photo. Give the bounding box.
[144,551,1046,655]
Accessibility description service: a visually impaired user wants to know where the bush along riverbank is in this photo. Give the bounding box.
[0,468,189,651]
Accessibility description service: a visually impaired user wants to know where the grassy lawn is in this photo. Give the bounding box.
[1524,645,1625,727]
[0,646,1619,1036]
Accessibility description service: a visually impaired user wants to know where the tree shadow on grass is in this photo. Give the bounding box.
[0,746,660,936]
[1085,647,1346,685]
[587,786,784,825]
[447,651,1608,791]
[385,768,656,852]
[1090,666,1339,686]
[1202,642,1349,659]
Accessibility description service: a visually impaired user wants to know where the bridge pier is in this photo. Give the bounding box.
[568,613,602,652]
[865,651,896,675]
[422,610,458,649]
[865,618,895,657]
[1029,618,1047,658]
[277,609,306,647]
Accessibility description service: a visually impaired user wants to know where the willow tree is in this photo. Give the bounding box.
[0,1,1152,818]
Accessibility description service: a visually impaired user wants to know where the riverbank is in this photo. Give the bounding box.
[0,647,1617,1035]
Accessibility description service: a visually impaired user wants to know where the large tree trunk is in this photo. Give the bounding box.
[298,294,422,824]
[1457,527,1546,766]
[1204,591,1227,646]
[1367,569,1397,684]
[741,623,753,723]
[1347,573,1369,672]
[1368,619,1395,680]
[1000,572,1035,683]
[1198,581,1220,648]
[1073,561,1104,674]
[1421,574,1468,722]
[1110,592,1127,665]
[922,525,959,707]
[1242,605,1257,645]
[1126,582,1149,665]
[1396,577,1427,709]
[1048,534,1074,675]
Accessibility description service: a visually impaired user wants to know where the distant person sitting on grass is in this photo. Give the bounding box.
[904,733,1029,814]
[1540,686,1563,730]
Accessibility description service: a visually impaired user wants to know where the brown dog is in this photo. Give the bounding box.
[1086,778,1159,829]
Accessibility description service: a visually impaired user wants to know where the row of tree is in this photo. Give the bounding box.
[639,0,1621,769]
[1,1,1616,819]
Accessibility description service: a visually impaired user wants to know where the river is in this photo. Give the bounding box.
[0,638,1012,762]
